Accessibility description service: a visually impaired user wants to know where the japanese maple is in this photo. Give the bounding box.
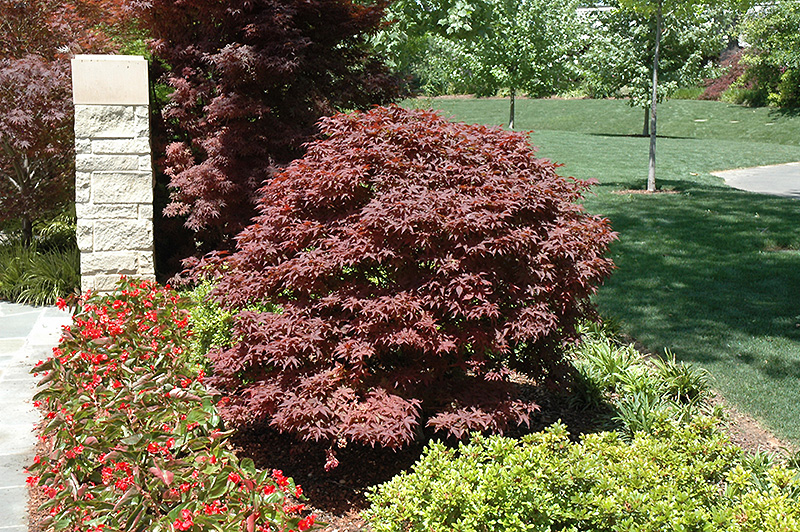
[128,0,401,251]
[0,0,125,244]
[208,106,617,461]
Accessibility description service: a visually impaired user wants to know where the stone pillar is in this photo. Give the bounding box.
[71,55,155,293]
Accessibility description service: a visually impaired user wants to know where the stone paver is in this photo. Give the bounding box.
[0,302,71,530]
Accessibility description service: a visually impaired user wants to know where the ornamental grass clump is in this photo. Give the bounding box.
[27,278,317,532]
[207,105,616,462]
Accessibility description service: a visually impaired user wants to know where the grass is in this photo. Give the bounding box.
[404,96,800,445]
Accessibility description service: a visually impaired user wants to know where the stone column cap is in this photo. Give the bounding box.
[71,55,149,106]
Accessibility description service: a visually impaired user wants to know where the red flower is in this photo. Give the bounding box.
[272,469,289,489]
[173,509,194,531]
[297,515,315,531]
[228,472,241,484]
[56,297,67,310]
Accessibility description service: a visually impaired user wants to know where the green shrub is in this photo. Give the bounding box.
[364,417,800,532]
[0,243,31,301]
[0,244,79,305]
[185,281,236,369]
[16,247,79,306]
[184,281,280,372]
[671,86,705,100]
[651,350,711,404]
[0,212,79,305]
[569,332,713,436]
[721,85,770,107]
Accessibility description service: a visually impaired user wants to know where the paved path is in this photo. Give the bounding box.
[0,303,71,531]
[712,161,800,199]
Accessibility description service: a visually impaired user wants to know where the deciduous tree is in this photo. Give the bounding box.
[581,0,738,190]
[737,0,800,107]
[206,106,616,463]
[377,0,582,129]
[0,0,121,245]
[128,0,401,251]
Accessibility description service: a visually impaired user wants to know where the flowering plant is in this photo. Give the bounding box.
[27,277,317,532]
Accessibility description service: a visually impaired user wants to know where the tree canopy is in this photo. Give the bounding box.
[737,0,800,107]
[0,0,122,244]
[128,0,401,252]
[377,0,582,128]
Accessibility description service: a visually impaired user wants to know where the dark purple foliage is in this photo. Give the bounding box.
[128,0,401,250]
[208,106,617,460]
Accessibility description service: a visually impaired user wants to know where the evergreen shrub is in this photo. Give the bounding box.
[364,418,800,531]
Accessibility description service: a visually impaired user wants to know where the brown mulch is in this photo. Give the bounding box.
[27,388,797,532]
[612,189,682,195]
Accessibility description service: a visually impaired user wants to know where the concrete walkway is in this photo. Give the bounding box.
[0,302,71,531]
[712,161,800,199]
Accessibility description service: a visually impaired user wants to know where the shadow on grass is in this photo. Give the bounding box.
[769,107,800,119]
[587,132,697,140]
[591,186,800,440]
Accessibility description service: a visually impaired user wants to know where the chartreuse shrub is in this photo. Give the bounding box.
[27,278,317,532]
[184,281,281,371]
[185,281,236,370]
[207,105,616,463]
[364,417,800,532]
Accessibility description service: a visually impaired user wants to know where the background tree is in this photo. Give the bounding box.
[581,1,737,190]
[736,0,800,108]
[580,0,742,192]
[0,0,121,245]
[580,4,733,135]
[128,0,401,253]
[377,0,582,129]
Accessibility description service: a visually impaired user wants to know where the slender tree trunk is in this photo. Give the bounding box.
[647,0,662,192]
[509,87,516,130]
[21,216,33,247]
[643,105,650,137]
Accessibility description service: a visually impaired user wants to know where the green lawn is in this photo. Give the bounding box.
[405,97,800,445]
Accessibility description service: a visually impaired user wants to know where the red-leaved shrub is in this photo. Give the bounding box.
[700,49,747,101]
[208,106,616,460]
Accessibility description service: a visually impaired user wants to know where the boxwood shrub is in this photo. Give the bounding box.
[364,417,800,531]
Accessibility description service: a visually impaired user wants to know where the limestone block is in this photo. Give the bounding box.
[74,105,136,139]
[81,276,95,293]
[76,154,139,173]
[93,219,153,252]
[92,172,153,204]
[76,221,93,252]
[71,56,148,106]
[138,204,154,220]
[75,138,92,155]
[75,172,91,203]
[138,155,153,172]
[134,109,150,138]
[93,275,126,293]
[138,252,155,275]
[76,203,138,220]
[92,138,150,155]
[81,251,139,275]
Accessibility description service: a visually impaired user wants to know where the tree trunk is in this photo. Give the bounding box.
[509,87,516,130]
[643,105,650,137]
[21,216,33,247]
[647,0,662,192]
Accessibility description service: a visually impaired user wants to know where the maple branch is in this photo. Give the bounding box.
[0,137,25,192]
